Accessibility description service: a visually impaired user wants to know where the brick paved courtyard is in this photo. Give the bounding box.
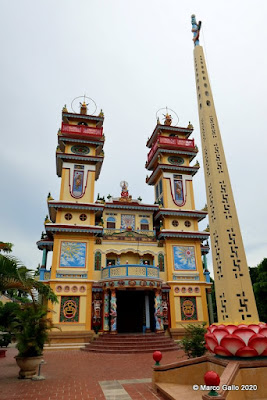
[1,348,186,400]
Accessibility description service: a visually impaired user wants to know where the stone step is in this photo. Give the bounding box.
[88,342,178,350]
[82,346,178,354]
[94,338,173,344]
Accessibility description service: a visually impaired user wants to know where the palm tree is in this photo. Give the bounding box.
[0,254,57,304]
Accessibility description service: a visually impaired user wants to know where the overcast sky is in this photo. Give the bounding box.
[1,0,266,273]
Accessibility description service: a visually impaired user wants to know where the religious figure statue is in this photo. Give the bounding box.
[191,14,201,46]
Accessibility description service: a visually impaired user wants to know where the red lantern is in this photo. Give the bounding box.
[153,350,162,365]
[204,370,220,387]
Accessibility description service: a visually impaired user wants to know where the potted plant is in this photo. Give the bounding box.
[13,303,54,378]
[0,252,58,378]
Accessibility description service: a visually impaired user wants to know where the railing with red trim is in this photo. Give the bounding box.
[61,123,103,137]
[147,136,195,164]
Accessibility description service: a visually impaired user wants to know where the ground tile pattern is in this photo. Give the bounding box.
[1,348,185,400]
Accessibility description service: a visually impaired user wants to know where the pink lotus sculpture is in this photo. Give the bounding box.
[205,323,267,357]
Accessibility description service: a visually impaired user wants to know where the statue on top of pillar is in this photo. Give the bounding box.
[191,14,202,46]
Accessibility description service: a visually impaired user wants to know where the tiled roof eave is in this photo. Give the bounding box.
[158,230,210,240]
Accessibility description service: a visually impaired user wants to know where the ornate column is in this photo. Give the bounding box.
[154,290,164,332]
[41,248,48,268]
[145,294,151,332]
[110,289,117,334]
[103,290,110,333]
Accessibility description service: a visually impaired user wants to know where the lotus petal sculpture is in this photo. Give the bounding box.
[205,324,267,357]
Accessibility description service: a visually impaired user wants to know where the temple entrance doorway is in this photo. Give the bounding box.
[117,290,155,333]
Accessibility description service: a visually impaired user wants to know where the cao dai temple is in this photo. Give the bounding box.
[37,100,213,345]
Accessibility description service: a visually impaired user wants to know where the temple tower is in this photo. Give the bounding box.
[191,15,259,324]
[146,113,211,335]
[38,100,105,338]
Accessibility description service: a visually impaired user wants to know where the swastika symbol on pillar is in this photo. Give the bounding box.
[213,230,223,280]
[236,291,251,321]
[208,183,216,222]
[227,228,243,279]
[219,292,229,321]
[204,147,210,177]
[201,118,206,142]
[214,143,223,173]
[220,180,232,219]
[209,116,217,138]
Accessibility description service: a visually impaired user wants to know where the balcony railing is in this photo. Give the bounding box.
[101,264,160,280]
[61,123,103,138]
[103,228,156,237]
[147,135,195,164]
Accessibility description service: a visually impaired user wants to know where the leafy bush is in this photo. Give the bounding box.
[13,303,54,357]
[181,323,207,358]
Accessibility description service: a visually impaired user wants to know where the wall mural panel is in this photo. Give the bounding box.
[173,246,196,271]
[121,214,135,230]
[60,296,80,322]
[72,168,84,197]
[174,179,184,205]
[60,241,86,268]
[180,296,197,320]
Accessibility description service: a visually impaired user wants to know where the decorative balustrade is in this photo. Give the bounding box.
[101,264,160,280]
[103,228,156,237]
[147,135,195,164]
[61,123,103,138]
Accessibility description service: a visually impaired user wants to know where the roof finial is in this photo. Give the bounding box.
[191,14,202,46]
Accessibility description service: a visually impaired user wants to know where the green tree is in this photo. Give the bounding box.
[250,258,267,322]
[0,254,57,304]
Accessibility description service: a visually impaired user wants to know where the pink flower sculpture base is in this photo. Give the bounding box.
[205,323,267,358]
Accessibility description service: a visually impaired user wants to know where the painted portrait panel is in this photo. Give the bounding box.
[174,179,184,204]
[73,169,84,197]
[60,296,80,322]
[60,241,86,268]
[173,246,196,271]
[180,296,197,321]
[121,214,135,230]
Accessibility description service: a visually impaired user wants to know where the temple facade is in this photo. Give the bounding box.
[37,101,212,342]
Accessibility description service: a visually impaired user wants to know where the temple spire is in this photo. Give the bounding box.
[191,16,259,324]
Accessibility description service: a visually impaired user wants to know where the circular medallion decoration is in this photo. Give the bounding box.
[182,299,195,318]
[181,287,187,293]
[72,286,78,292]
[118,280,125,286]
[185,220,191,227]
[188,287,193,293]
[129,280,136,287]
[149,282,155,287]
[168,156,184,165]
[80,286,86,292]
[174,287,180,293]
[65,213,72,221]
[63,299,77,319]
[64,286,70,292]
[79,214,87,221]
[172,220,179,227]
[140,281,147,287]
[56,285,62,292]
[71,145,90,155]
[109,281,115,287]
[194,287,200,293]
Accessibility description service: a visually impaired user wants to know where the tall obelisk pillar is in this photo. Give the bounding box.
[191,15,259,324]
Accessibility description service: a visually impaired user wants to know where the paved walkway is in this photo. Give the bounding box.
[1,347,187,399]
